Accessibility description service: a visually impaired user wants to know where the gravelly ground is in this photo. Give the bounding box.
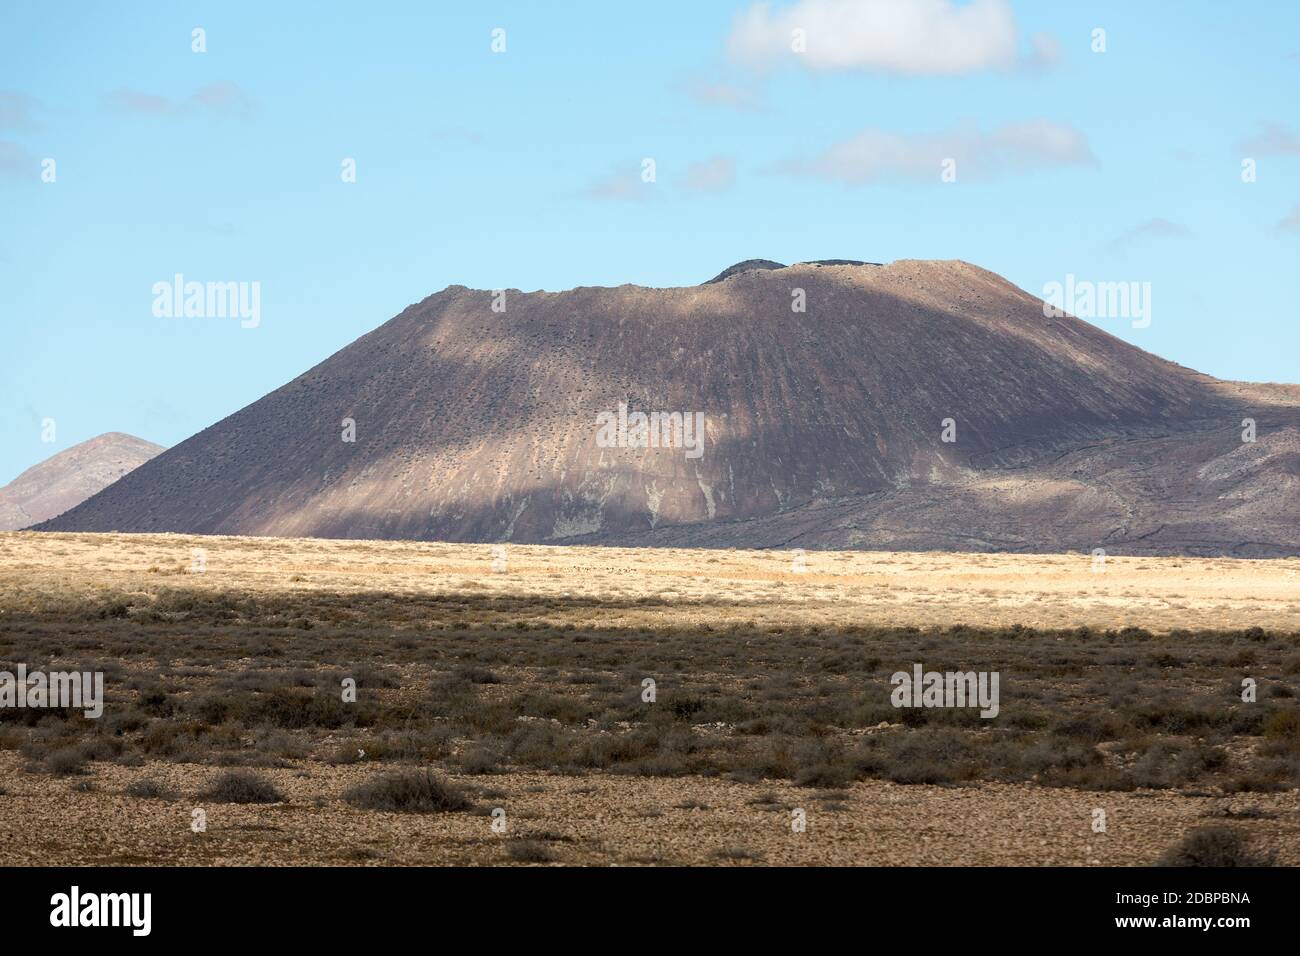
[3,753,1298,866]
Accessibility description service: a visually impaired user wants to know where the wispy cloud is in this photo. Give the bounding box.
[190,81,255,116]
[683,78,765,112]
[681,155,737,194]
[0,91,41,131]
[102,82,256,119]
[0,140,36,180]
[1277,203,1300,232]
[578,165,654,202]
[1107,217,1191,252]
[102,89,172,114]
[1021,32,1062,72]
[778,119,1095,185]
[431,127,485,145]
[1237,123,1300,156]
[726,0,1058,75]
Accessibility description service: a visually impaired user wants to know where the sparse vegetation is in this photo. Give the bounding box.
[1,533,1298,865]
[46,747,89,777]
[1157,826,1276,867]
[197,770,285,804]
[711,846,765,862]
[504,839,557,863]
[124,778,178,800]
[342,770,472,813]
[1,577,1297,792]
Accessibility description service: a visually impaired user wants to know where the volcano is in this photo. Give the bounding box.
[36,260,1300,556]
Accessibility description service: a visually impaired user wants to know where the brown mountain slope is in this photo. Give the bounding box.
[0,433,164,531]
[36,260,1300,555]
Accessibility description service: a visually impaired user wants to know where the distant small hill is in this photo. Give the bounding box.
[0,433,164,531]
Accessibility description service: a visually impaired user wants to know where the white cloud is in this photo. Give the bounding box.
[681,155,737,193]
[780,119,1095,184]
[726,0,1055,74]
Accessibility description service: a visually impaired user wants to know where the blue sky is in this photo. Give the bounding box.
[2,0,1297,483]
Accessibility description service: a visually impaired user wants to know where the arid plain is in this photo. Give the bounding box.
[1,531,1297,865]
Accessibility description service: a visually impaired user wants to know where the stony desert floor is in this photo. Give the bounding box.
[0,531,1297,866]
[4,752,1300,866]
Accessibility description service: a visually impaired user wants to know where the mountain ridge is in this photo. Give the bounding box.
[35,260,1300,555]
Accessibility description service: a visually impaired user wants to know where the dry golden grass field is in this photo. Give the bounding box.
[1,531,1298,866]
